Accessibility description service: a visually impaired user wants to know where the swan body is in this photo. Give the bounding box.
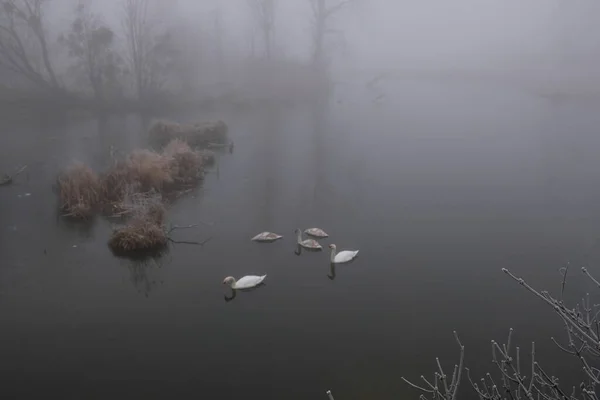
[304,228,329,238]
[295,229,322,250]
[251,232,283,242]
[223,275,267,289]
[329,244,359,264]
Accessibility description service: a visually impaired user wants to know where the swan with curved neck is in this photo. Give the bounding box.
[328,244,359,264]
[223,274,267,289]
[295,228,322,250]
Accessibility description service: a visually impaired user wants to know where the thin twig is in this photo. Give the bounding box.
[0,164,27,185]
[561,263,570,303]
[168,236,212,246]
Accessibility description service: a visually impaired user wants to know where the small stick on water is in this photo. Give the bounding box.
[0,165,27,186]
[168,236,212,246]
[167,224,199,234]
[166,223,213,246]
[326,390,335,400]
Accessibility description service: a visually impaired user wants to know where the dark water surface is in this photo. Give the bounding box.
[2,81,600,399]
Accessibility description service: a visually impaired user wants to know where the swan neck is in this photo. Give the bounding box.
[229,279,237,289]
[330,247,336,262]
[296,231,302,243]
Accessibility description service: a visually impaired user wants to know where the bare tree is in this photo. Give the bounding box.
[308,0,351,67]
[0,0,60,91]
[60,1,122,101]
[403,265,600,400]
[121,0,176,100]
[247,0,275,60]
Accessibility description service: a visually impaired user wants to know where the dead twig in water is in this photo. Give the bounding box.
[167,224,199,234]
[168,236,212,246]
[166,223,212,246]
[167,221,213,234]
[0,165,27,186]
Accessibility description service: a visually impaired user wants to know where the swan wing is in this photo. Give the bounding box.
[304,228,329,238]
[252,232,282,241]
[234,275,267,289]
[334,250,359,263]
[301,239,322,249]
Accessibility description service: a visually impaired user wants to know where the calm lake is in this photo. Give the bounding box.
[1,79,600,399]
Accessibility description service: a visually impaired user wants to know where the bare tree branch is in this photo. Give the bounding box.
[247,0,275,59]
[0,0,61,90]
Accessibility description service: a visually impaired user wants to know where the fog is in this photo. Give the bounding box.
[3,1,600,399]
[2,0,600,104]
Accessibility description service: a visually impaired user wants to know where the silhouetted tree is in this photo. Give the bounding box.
[121,0,177,99]
[0,0,61,91]
[60,1,123,101]
[247,0,275,59]
[308,0,351,67]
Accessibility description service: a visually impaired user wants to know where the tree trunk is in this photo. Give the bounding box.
[36,30,59,89]
[312,0,326,66]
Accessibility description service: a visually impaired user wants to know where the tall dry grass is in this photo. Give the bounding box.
[163,139,203,184]
[149,119,228,147]
[56,163,101,218]
[100,142,202,206]
[108,220,168,253]
[108,189,168,253]
[58,138,210,252]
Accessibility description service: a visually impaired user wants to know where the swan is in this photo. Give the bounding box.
[329,244,359,264]
[304,228,329,238]
[223,275,267,289]
[251,232,283,242]
[295,228,322,250]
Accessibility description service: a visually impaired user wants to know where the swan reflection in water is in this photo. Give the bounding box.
[294,243,323,256]
[328,263,336,280]
[224,284,267,302]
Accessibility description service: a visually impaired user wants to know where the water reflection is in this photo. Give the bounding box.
[224,288,236,302]
[117,250,171,297]
[223,281,267,303]
[55,209,96,238]
[327,263,336,280]
[258,106,283,230]
[293,242,324,256]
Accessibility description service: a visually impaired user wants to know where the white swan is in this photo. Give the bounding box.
[223,275,267,289]
[304,228,329,238]
[329,244,359,264]
[295,228,322,250]
[251,232,283,242]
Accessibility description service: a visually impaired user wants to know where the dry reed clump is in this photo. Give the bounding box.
[100,149,173,205]
[110,186,165,221]
[56,163,101,218]
[108,220,168,253]
[108,190,168,253]
[163,139,204,184]
[126,149,173,191]
[149,119,228,148]
[199,150,216,166]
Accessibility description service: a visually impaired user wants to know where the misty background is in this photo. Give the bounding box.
[2,0,600,108]
[2,1,600,400]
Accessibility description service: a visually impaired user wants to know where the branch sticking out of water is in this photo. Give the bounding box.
[168,236,212,246]
[0,165,27,186]
[167,224,199,234]
[166,223,212,246]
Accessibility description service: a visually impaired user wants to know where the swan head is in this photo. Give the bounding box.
[328,244,336,250]
[223,276,235,285]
